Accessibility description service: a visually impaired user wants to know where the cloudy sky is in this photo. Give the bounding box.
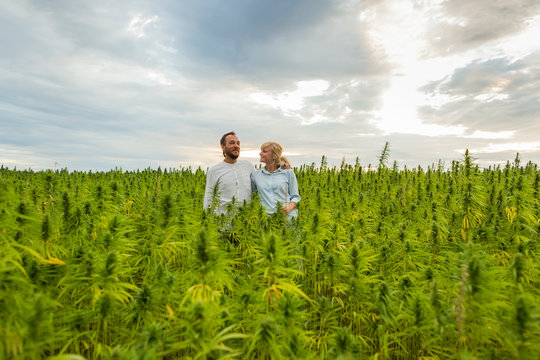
[1,0,540,171]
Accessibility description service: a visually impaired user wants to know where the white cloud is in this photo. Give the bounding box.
[250,79,329,113]
[126,14,159,39]
[473,93,509,102]
[250,79,345,125]
[424,93,466,109]
[301,114,330,126]
[438,16,467,27]
[146,71,173,86]
[465,130,514,139]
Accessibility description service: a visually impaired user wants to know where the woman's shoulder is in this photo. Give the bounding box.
[281,167,295,175]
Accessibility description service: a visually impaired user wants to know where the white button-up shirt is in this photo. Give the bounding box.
[203,159,254,215]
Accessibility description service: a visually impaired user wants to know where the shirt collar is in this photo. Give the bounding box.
[262,166,283,174]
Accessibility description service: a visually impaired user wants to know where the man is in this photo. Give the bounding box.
[203,131,255,215]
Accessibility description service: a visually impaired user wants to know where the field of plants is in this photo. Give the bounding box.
[1,151,539,359]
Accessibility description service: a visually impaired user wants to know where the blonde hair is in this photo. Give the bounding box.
[261,141,291,168]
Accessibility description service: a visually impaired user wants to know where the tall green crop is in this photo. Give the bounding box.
[0,151,539,359]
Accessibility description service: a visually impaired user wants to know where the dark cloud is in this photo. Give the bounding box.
[419,52,540,141]
[157,0,384,85]
[440,58,521,95]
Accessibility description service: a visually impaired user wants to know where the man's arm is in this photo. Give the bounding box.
[203,168,218,210]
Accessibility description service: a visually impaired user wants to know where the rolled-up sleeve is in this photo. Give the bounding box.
[288,169,301,204]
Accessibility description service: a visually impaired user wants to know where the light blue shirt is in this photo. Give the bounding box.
[251,167,301,218]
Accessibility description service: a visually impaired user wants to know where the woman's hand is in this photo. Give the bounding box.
[282,202,296,215]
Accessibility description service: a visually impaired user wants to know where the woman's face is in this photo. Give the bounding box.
[259,146,274,164]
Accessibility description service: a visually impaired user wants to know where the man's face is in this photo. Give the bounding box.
[222,134,240,160]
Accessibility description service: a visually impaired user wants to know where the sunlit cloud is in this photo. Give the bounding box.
[250,79,330,113]
[465,130,514,139]
[249,80,356,126]
[473,93,509,102]
[438,15,467,28]
[373,76,467,136]
[301,114,330,126]
[364,1,468,136]
[424,93,466,109]
[363,1,540,139]
[496,14,540,62]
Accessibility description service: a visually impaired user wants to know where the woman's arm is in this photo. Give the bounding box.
[250,172,258,193]
[281,169,300,215]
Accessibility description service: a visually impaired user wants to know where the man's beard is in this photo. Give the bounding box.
[225,148,239,160]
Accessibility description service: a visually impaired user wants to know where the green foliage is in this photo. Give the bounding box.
[0,152,539,359]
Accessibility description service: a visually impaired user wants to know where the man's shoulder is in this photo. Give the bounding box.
[206,161,228,177]
[208,160,228,170]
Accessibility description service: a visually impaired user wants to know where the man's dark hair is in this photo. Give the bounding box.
[220,131,236,147]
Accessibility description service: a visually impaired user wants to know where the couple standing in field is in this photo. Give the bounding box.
[203,131,301,219]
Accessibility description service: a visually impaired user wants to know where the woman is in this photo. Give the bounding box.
[251,142,301,219]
